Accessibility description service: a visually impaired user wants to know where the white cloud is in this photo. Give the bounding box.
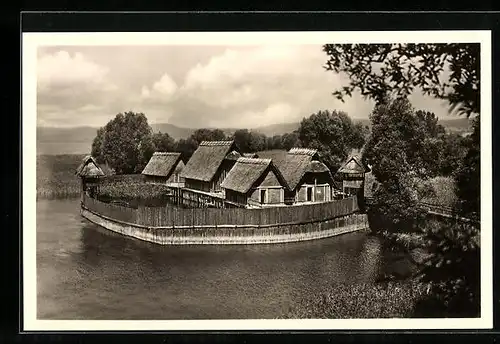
[37,50,111,90]
[236,103,297,128]
[156,45,351,127]
[152,73,178,97]
[37,50,129,127]
[36,45,452,129]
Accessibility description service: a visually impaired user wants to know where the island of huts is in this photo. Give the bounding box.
[78,140,370,245]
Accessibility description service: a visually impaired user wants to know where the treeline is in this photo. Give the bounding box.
[90,110,368,175]
[153,128,303,162]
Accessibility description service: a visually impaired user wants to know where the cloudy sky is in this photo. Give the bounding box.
[37,45,453,129]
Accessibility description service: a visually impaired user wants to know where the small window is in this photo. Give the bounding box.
[260,189,266,204]
[307,187,313,202]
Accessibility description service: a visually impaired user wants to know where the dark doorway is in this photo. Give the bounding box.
[260,189,266,204]
[307,187,313,202]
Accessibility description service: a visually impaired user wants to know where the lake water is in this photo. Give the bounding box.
[36,199,408,320]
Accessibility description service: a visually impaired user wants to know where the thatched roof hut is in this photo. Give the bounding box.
[180,140,238,182]
[75,155,105,178]
[221,157,289,194]
[142,152,183,179]
[257,148,332,191]
[337,155,370,176]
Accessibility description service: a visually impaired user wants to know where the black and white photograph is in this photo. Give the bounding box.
[22,30,492,331]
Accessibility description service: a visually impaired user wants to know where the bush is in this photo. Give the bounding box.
[97,179,172,202]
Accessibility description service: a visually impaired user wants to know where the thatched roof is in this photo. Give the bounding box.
[221,157,288,194]
[226,150,242,161]
[288,147,319,158]
[142,152,183,178]
[337,156,370,174]
[75,155,105,178]
[243,153,258,158]
[255,150,288,163]
[180,140,238,182]
[256,148,331,191]
[305,160,330,173]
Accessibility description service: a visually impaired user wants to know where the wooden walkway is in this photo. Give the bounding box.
[364,197,478,224]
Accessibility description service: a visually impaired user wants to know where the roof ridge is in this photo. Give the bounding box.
[199,140,234,146]
[288,147,318,156]
[236,157,271,164]
[153,152,181,156]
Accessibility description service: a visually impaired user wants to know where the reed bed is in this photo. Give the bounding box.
[37,154,87,199]
[283,281,426,319]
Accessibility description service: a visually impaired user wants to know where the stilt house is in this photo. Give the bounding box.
[336,155,370,200]
[257,148,336,205]
[142,152,185,185]
[179,140,241,194]
[75,155,105,198]
[220,157,289,207]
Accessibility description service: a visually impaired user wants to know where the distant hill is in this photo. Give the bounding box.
[150,123,194,139]
[37,126,97,155]
[36,117,472,155]
[252,122,301,137]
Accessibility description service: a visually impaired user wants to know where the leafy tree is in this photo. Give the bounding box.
[91,127,105,164]
[137,133,156,171]
[152,132,176,152]
[454,117,480,220]
[298,110,364,171]
[437,133,467,177]
[324,44,481,316]
[323,43,480,218]
[190,128,227,144]
[323,43,479,117]
[97,111,153,174]
[270,135,284,150]
[364,98,433,232]
[232,129,252,152]
[174,137,198,162]
[351,122,367,150]
[281,131,301,151]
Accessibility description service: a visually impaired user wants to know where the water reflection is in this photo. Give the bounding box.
[37,199,388,320]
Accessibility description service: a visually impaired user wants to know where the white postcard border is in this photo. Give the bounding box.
[22,30,493,331]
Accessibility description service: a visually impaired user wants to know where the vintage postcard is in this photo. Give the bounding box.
[22,30,492,331]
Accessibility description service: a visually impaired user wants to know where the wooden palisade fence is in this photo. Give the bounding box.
[82,194,360,229]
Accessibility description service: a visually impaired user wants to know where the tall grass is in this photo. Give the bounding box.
[283,281,426,319]
[37,154,86,199]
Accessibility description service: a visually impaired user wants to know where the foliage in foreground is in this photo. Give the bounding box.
[387,219,480,318]
[284,282,426,319]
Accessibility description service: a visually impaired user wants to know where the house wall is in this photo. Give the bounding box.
[301,172,333,185]
[226,189,247,205]
[260,170,281,186]
[185,178,211,192]
[211,159,236,193]
[247,169,285,206]
[144,175,168,184]
[167,171,185,184]
[342,179,365,199]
